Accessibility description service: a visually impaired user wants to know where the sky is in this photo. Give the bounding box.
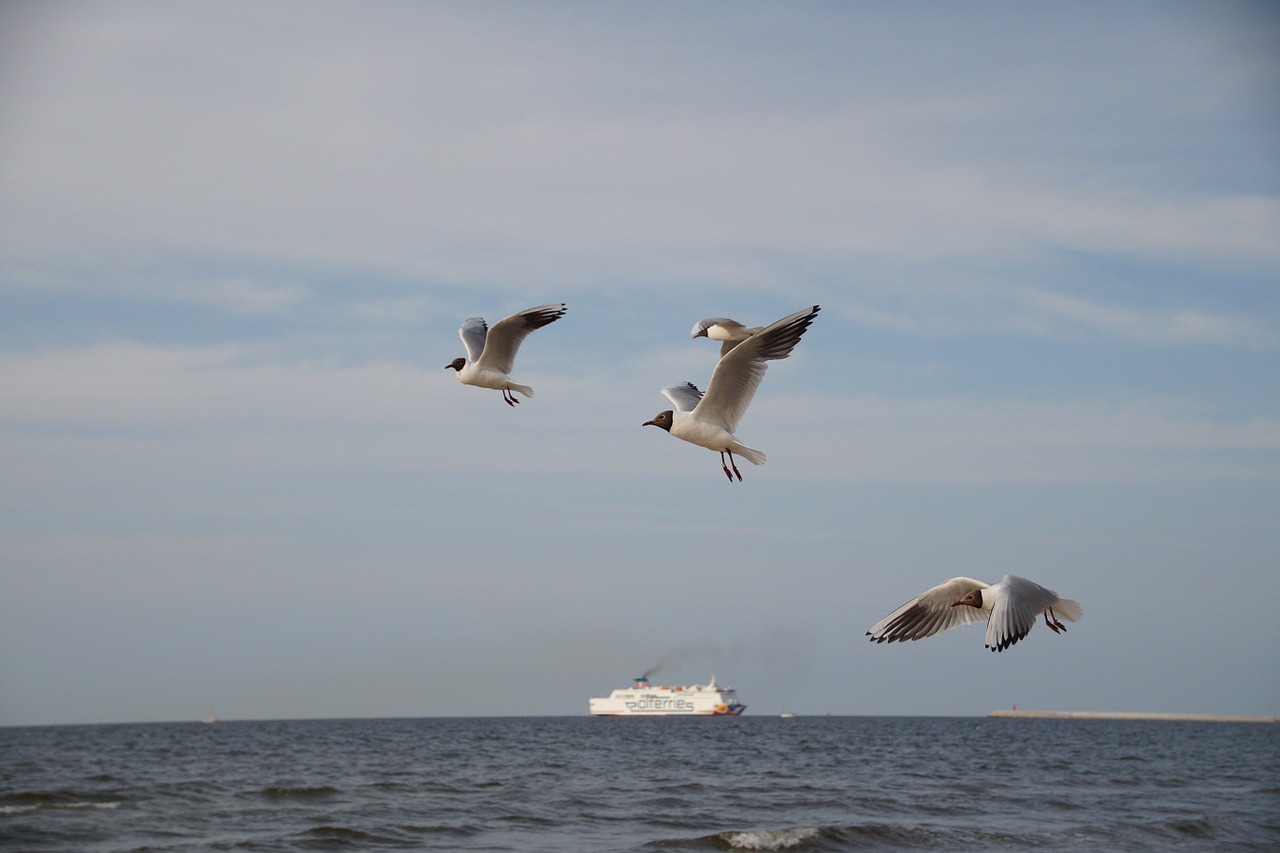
[1,1,1278,726]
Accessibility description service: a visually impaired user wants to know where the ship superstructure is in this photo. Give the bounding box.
[588,676,746,716]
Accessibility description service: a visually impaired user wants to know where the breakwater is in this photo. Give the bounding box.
[988,709,1278,724]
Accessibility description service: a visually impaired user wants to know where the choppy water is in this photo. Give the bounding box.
[2,715,1277,851]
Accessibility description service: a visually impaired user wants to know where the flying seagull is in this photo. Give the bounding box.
[866,574,1082,652]
[644,305,820,481]
[446,303,567,406]
[691,317,765,358]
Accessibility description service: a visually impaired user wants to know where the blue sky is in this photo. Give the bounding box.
[1,1,1277,725]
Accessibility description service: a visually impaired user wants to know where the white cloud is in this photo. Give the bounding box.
[2,3,1276,295]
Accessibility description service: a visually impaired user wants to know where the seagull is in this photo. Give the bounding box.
[644,305,820,481]
[691,317,764,358]
[866,575,1082,652]
[445,303,567,406]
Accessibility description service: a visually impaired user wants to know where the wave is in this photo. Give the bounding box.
[0,801,120,814]
[290,824,422,846]
[660,822,1069,851]
[0,790,122,813]
[642,825,840,851]
[256,784,341,800]
[718,826,823,849]
[0,805,38,816]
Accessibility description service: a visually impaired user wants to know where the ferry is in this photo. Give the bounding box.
[589,675,746,717]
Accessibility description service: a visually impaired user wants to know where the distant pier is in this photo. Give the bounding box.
[989,709,1278,724]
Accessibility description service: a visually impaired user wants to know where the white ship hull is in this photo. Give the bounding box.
[589,676,746,717]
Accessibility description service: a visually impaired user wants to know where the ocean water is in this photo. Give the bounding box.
[2,715,1277,852]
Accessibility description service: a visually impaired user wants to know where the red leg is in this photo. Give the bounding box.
[719,451,735,481]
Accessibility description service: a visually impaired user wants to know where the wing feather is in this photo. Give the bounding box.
[474,303,567,374]
[458,317,488,363]
[660,382,703,413]
[867,577,990,644]
[696,305,819,432]
[985,575,1059,652]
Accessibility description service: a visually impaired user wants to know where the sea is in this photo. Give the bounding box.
[2,715,1277,852]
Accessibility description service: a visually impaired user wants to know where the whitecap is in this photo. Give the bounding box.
[719,826,821,850]
[61,801,121,810]
[0,805,39,815]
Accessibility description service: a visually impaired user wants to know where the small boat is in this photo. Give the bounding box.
[780,711,797,719]
[201,707,217,724]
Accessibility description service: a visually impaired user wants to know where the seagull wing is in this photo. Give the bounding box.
[660,382,703,413]
[984,575,1061,652]
[474,303,567,374]
[458,317,488,363]
[866,577,990,644]
[696,305,819,432]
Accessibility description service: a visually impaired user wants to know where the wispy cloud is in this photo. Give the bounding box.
[5,342,1273,491]
[765,392,1280,484]
[175,277,310,317]
[3,4,1275,297]
[1015,287,1276,348]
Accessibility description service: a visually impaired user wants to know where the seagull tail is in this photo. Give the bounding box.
[507,383,534,398]
[1053,598,1083,622]
[732,445,766,466]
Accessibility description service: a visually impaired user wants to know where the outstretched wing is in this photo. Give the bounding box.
[458,317,488,363]
[696,305,819,432]
[867,577,990,644]
[660,382,702,413]
[475,303,567,374]
[985,575,1062,652]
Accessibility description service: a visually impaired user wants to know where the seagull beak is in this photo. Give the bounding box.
[949,600,962,608]
[642,420,655,427]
